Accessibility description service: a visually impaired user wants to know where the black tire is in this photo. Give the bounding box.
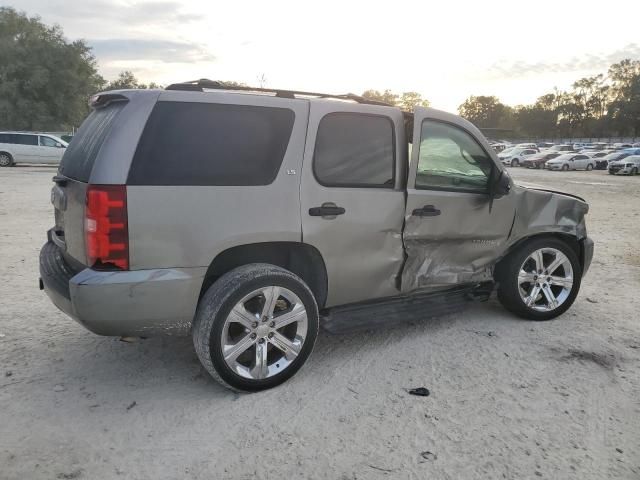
[496,237,582,321]
[608,170,614,175]
[632,167,639,175]
[586,163,593,171]
[192,263,319,392]
[0,152,13,167]
[562,164,569,171]
[511,158,519,167]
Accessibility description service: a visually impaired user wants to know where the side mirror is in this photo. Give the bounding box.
[488,168,510,212]
[494,170,511,197]
[56,143,64,148]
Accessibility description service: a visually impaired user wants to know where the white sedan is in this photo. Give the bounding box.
[545,153,595,171]
[498,148,538,167]
[608,155,640,175]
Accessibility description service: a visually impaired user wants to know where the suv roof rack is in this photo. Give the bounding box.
[165,79,393,107]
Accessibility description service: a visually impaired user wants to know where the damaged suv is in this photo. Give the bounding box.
[40,81,594,391]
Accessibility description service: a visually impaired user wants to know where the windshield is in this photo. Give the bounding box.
[603,153,622,161]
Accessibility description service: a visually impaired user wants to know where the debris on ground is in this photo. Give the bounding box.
[420,451,437,461]
[119,336,138,343]
[586,297,599,303]
[368,464,394,473]
[126,401,137,411]
[5,371,12,377]
[53,384,66,392]
[407,387,430,397]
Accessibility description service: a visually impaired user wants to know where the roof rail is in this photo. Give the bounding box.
[164,79,393,107]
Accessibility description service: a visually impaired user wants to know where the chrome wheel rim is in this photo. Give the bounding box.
[0,154,10,166]
[518,248,574,312]
[221,286,308,380]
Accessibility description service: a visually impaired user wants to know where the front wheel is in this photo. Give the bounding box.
[632,167,639,175]
[586,163,593,171]
[497,238,582,321]
[511,158,519,167]
[562,164,569,171]
[192,264,319,392]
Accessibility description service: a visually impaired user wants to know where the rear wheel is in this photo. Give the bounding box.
[562,164,569,171]
[586,163,593,171]
[511,158,519,167]
[0,153,13,167]
[497,238,582,321]
[192,264,319,392]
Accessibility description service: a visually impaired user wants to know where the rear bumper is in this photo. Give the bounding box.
[581,237,594,276]
[40,240,206,336]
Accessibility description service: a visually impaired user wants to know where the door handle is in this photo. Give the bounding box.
[309,204,346,217]
[412,205,441,217]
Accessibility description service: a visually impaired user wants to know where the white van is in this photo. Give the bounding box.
[0,132,68,166]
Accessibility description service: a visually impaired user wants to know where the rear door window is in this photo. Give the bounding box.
[128,102,295,186]
[0,134,12,144]
[313,113,395,188]
[59,101,126,182]
[15,134,38,145]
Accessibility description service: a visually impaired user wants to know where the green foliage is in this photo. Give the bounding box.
[0,7,104,131]
[104,71,161,90]
[459,60,640,137]
[362,89,429,110]
[458,96,514,129]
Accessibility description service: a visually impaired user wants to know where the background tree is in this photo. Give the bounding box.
[362,89,399,105]
[0,7,104,131]
[104,71,161,90]
[607,59,640,136]
[458,95,512,128]
[398,91,430,110]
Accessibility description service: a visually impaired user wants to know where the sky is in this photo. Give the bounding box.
[12,0,640,112]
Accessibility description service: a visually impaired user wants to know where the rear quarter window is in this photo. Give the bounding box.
[127,102,295,186]
[59,101,126,182]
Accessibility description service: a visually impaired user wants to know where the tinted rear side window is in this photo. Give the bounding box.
[15,134,38,145]
[0,134,11,143]
[59,101,126,181]
[128,102,295,186]
[313,113,395,188]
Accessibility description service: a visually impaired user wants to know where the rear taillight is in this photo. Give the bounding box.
[85,185,129,270]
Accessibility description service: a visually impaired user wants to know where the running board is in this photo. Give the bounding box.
[321,282,493,335]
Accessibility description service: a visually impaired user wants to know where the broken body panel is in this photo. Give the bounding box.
[400,108,590,293]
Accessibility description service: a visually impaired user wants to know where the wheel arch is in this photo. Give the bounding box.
[495,232,584,279]
[199,242,329,308]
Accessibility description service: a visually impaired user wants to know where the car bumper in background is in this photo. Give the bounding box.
[39,240,206,336]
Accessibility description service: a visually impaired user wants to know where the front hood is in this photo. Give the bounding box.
[513,182,587,204]
[608,161,626,166]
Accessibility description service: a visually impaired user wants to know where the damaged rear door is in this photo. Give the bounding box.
[401,108,516,292]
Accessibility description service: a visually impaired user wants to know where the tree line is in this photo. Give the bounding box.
[458,61,640,138]
[1,7,639,138]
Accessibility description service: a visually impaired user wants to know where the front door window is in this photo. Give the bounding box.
[416,120,493,193]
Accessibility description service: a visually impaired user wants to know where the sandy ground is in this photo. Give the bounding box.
[0,165,639,480]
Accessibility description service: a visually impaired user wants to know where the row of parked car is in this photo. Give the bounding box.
[491,142,640,175]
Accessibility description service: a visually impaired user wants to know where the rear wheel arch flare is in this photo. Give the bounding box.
[200,242,328,308]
